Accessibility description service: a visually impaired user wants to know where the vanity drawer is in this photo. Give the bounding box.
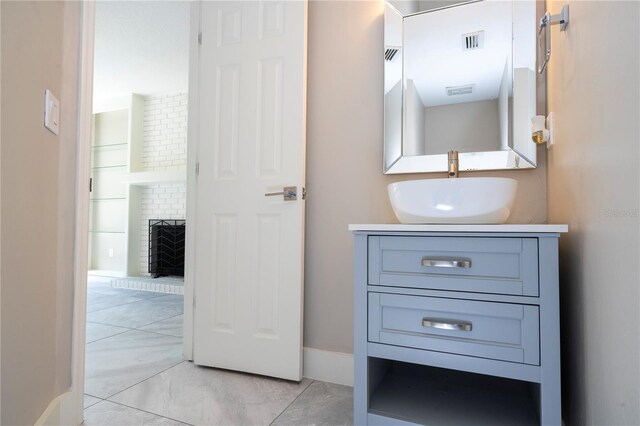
[368,236,539,296]
[368,293,540,365]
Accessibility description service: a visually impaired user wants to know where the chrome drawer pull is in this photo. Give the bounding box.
[422,318,473,332]
[421,257,471,268]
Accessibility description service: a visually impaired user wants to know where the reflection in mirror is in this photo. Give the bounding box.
[404,1,512,156]
[384,3,403,171]
[384,0,538,174]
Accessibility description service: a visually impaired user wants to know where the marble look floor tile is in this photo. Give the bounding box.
[87,287,166,313]
[87,292,142,313]
[84,394,103,409]
[84,330,183,399]
[139,315,183,337]
[83,401,188,426]
[148,294,184,304]
[109,362,312,426]
[86,322,131,343]
[87,295,184,328]
[272,381,354,426]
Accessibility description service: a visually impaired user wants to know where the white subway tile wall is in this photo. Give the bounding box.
[142,93,188,171]
[139,93,188,275]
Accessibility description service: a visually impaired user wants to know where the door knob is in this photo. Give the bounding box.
[265,186,297,201]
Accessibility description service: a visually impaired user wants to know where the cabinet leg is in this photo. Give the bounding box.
[540,378,561,425]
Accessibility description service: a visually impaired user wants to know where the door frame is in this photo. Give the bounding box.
[67,0,95,423]
[67,2,197,423]
[183,0,201,362]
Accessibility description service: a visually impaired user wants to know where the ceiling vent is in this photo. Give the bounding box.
[446,84,475,96]
[462,31,484,51]
[385,47,400,62]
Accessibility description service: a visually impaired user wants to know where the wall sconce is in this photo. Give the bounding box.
[531,114,555,146]
[538,5,569,73]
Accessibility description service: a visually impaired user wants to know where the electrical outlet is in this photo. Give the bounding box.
[108,248,114,258]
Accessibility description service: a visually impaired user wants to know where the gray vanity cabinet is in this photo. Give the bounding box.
[352,226,564,425]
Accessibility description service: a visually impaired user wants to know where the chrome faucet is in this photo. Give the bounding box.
[448,150,459,178]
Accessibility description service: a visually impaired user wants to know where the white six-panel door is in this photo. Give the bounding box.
[193,1,307,381]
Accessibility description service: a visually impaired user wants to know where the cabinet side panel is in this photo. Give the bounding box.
[538,237,561,425]
[353,233,369,424]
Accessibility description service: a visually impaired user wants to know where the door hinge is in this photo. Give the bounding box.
[89,177,93,192]
[302,186,307,200]
[198,32,202,45]
[196,162,200,176]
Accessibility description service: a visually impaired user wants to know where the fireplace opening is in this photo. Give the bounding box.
[149,219,186,278]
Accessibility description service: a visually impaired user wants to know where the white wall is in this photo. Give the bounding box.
[511,0,536,165]
[138,93,188,274]
[388,0,420,15]
[383,2,402,68]
[384,81,402,169]
[141,93,188,171]
[391,0,464,15]
[1,1,80,424]
[546,1,640,424]
[418,0,466,12]
[513,67,536,163]
[89,109,129,272]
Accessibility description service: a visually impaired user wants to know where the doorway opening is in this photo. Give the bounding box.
[83,0,189,415]
[72,2,347,425]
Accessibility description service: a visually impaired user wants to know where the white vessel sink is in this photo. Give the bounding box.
[388,178,518,224]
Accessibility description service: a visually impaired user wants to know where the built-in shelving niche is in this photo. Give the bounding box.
[89,94,187,278]
[367,358,540,425]
[89,95,144,277]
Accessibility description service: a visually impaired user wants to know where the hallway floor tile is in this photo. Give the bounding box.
[85,277,353,425]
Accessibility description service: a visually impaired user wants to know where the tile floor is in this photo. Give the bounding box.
[84,277,353,425]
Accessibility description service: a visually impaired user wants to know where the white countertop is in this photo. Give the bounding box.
[348,224,568,233]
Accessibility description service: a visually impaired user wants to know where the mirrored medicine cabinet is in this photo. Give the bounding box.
[384,0,542,174]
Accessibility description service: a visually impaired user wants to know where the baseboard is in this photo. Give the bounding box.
[34,391,75,426]
[303,347,354,386]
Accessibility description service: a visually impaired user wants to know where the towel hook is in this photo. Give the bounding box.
[538,5,569,74]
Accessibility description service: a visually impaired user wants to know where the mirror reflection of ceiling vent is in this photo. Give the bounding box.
[446,84,475,96]
[385,47,400,62]
[462,31,484,51]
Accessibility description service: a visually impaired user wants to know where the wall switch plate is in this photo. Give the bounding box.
[108,248,114,258]
[546,112,555,148]
[44,89,60,136]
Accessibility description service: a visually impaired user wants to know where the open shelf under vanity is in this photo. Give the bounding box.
[367,359,539,425]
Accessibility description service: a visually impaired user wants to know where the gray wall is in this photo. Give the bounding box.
[384,81,402,170]
[1,1,80,424]
[424,99,500,154]
[497,61,509,150]
[304,0,548,354]
[403,79,425,156]
[546,1,640,424]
